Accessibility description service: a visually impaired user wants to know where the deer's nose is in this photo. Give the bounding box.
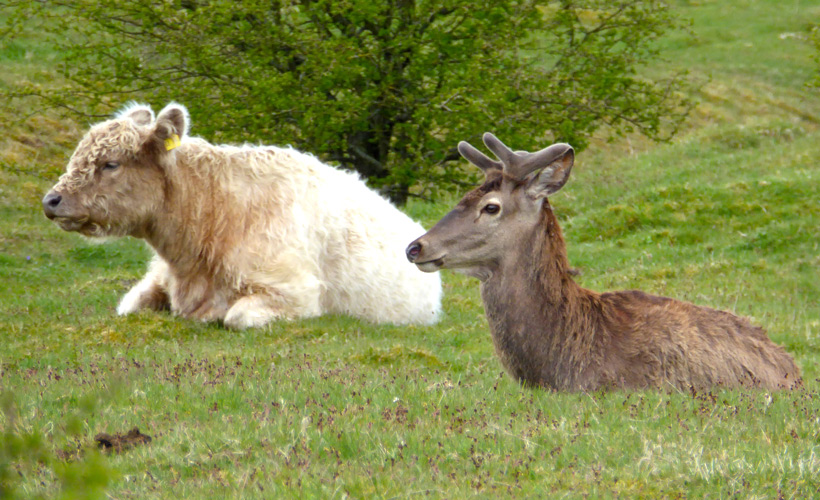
[406,241,422,263]
[42,191,63,218]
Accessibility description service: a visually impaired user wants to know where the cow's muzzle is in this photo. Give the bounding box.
[42,190,63,219]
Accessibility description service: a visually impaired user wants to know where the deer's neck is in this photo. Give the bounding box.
[479,208,602,389]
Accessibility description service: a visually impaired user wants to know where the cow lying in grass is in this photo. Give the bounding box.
[43,102,441,329]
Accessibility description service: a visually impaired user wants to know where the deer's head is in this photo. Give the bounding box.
[406,133,574,281]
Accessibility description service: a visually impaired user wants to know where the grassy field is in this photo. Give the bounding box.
[2,0,819,498]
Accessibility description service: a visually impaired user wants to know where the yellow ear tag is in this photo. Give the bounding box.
[164,134,181,151]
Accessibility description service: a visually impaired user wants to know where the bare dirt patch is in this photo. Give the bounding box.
[94,427,152,454]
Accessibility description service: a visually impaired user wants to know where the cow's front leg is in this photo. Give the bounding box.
[223,282,322,330]
[222,295,283,329]
[117,257,171,315]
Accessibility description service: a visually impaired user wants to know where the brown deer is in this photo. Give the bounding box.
[406,133,800,392]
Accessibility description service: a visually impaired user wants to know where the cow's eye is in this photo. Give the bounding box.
[103,162,120,171]
[482,203,500,215]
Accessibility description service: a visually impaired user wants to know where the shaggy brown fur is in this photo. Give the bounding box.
[408,133,800,392]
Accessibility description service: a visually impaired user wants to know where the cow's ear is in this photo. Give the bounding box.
[117,102,155,126]
[151,103,190,151]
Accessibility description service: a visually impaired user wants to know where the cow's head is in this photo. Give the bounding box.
[42,103,189,238]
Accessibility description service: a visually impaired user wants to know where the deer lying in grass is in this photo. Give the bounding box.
[406,133,800,392]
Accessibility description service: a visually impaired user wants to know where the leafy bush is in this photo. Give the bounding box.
[1,392,116,500]
[2,0,693,203]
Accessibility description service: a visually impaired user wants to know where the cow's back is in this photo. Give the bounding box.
[306,156,442,324]
[216,146,442,325]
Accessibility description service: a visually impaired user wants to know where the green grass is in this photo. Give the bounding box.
[2,1,820,498]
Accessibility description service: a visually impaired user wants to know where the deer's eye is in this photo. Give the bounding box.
[482,203,500,215]
[102,162,120,171]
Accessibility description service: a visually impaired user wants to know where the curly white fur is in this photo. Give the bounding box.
[54,102,441,328]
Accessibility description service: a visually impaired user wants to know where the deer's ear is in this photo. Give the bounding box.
[525,147,574,199]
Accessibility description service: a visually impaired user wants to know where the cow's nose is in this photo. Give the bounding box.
[406,242,422,263]
[42,191,62,218]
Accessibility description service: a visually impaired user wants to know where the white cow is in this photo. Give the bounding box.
[43,102,441,329]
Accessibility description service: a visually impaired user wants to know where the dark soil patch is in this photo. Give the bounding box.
[95,427,152,454]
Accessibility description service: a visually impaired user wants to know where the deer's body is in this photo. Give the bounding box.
[407,134,800,391]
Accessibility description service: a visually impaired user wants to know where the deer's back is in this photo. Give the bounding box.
[595,290,800,391]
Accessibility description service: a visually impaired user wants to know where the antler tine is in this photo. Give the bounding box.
[517,143,574,178]
[482,132,515,166]
[464,132,574,180]
[483,132,574,180]
[483,132,540,179]
[458,140,502,174]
